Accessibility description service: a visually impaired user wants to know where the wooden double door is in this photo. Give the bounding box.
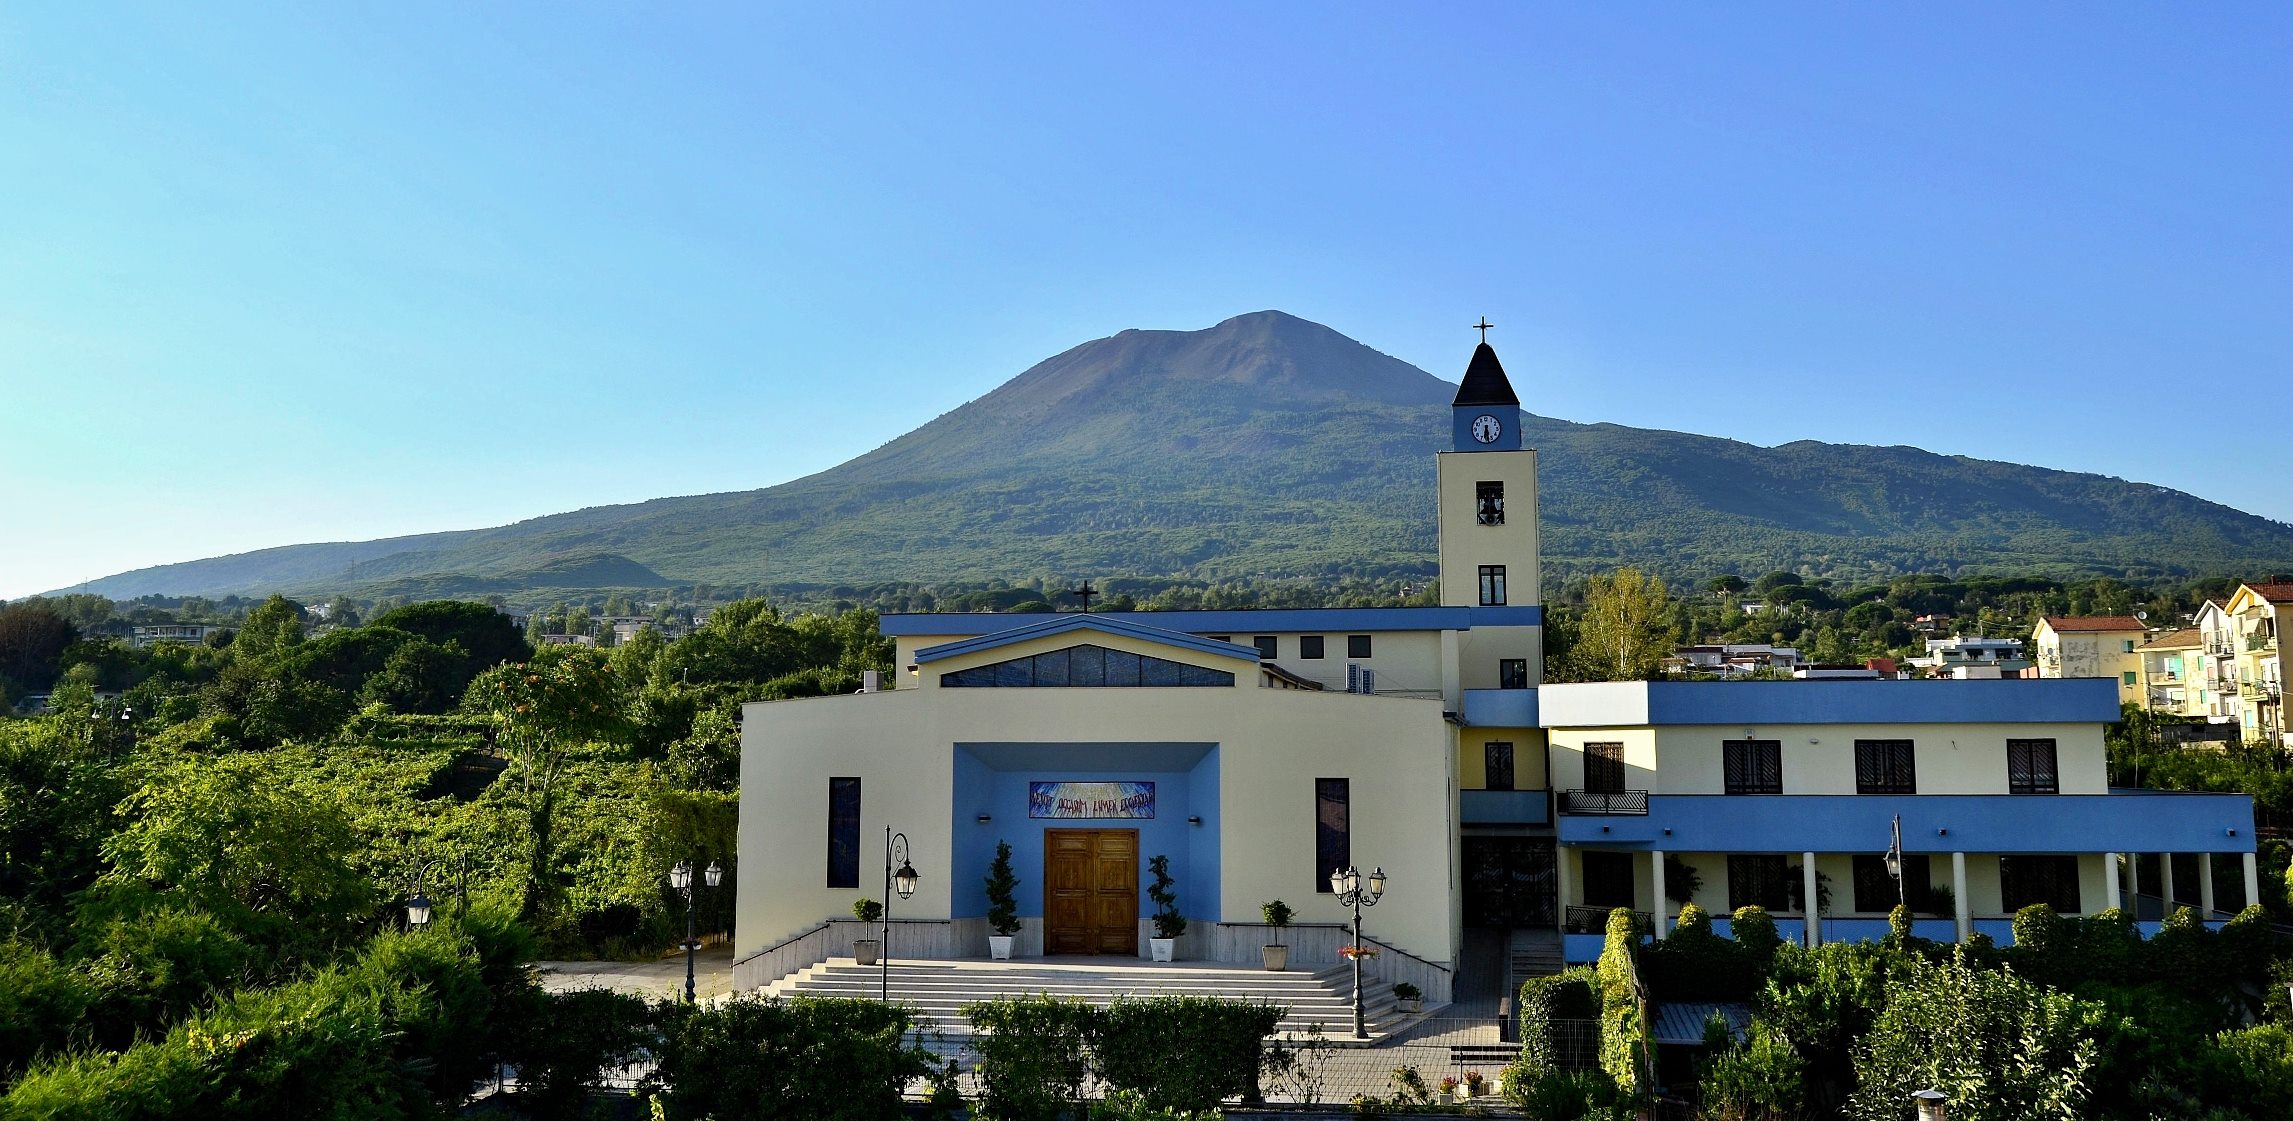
[1044,829,1138,955]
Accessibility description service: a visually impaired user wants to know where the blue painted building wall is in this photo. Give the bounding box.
[949,743,1223,925]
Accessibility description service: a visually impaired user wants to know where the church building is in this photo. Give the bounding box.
[733,336,2257,999]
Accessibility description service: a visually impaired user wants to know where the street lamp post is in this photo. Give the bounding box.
[669,859,724,1003]
[405,854,469,932]
[1329,864,1387,1039]
[882,829,919,1003]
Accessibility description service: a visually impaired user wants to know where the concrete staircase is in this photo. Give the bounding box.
[1508,929,1564,989]
[768,957,1406,1041]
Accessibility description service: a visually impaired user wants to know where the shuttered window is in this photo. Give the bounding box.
[1723,739,1782,795]
[2008,739,2059,795]
[1851,853,1930,913]
[1728,855,1791,912]
[1855,740,1917,794]
[1583,742,1625,794]
[1484,742,1515,791]
[1581,851,1635,909]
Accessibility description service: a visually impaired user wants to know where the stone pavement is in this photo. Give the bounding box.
[535,944,737,1001]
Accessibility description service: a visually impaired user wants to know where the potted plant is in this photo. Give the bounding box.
[1464,1070,1487,1099]
[1437,1075,1461,1103]
[852,897,883,966]
[984,841,1021,960]
[1260,899,1293,971]
[1391,981,1422,1014]
[1146,854,1184,962]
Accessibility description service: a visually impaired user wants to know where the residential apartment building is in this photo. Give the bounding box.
[130,624,221,649]
[1907,635,2027,673]
[1547,679,2256,962]
[2138,628,2208,720]
[2225,583,2290,748]
[2032,616,2148,705]
[1669,644,1804,678]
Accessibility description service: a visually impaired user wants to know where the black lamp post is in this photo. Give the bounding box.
[1329,864,1386,1039]
[406,854,467,932]
[882,829,919,1003]
[670,859,724,1003]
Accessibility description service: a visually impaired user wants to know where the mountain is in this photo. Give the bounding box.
[58,311,2293,602]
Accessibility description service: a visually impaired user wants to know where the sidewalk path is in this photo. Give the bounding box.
[535,945,736,1001]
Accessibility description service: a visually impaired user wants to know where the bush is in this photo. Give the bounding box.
[1094,995,1282,1112]
[1517,967,1598,1073]
[1755,940,1893,1113]
[0,939,95,1078]
[1593,908,1647,1096]
[964,994,1099,1121]
[1699,1023,1804,1121]
[647,994,935,1121]
[987,842,1023,937]
[1502,1065,1624,1120]
[505,987,655,1118]
[1847,948,2109,1121]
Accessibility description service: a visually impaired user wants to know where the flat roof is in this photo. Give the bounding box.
[882,605,1544,637]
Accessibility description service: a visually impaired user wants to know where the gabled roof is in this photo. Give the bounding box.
[2139,627,2202,651]
[1451,343,1521,407]
[2246,583,2293,604]
[912,613,1262,666]
[2040,615,2146,633]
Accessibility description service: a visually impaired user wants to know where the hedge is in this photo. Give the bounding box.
[961,994,1285,1119]
[646,994,938,1121]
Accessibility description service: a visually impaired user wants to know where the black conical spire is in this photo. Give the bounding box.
[1452,342,1520,407]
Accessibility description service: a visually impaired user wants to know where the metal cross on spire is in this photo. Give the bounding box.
[1474,317,1495,343]
[1070,581,1098,613]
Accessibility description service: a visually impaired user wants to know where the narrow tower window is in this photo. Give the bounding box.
[1314,778,1350,892]
[827,777,861,888]
[1478,565,1507,606]
[1476,481,1505,526]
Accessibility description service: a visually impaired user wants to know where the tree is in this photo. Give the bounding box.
[1568,568,1672,681]
[0,601,78,693]
[466,648,629,917]
[369,600,532,676]
[231,595,307,660]
[1848,949,2108,1121]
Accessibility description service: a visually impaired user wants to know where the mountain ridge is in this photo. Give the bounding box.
[50,311,2293,602]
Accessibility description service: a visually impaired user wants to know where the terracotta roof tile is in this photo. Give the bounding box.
[2248,583,2293,604]
[2041,615,2147,632]
[2138,627,2201,650]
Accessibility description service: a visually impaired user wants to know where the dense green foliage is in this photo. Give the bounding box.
[962,994,1284,1119]
[0,592,891,1112]
[646,994,940,1121]
[60,312,2293,607]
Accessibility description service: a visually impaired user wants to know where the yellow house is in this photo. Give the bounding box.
[2032,616,2149,705]
[2224,583,2291,748]
[2137,628,2207,719]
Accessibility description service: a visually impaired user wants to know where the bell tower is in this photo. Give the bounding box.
[1437,329,1542,690]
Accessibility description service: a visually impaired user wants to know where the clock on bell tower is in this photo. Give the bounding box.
[1436,324,1542,690]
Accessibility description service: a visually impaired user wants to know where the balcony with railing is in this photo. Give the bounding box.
[2247,631,2279,653]
[2246,680,2284,702]
[1557,789,1650,816]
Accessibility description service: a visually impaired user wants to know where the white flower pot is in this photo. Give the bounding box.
[1262,944,1288,971]
[1149,937,1176,962]
[1397,997,1421,1014]
[854,939,880,966]
[989,935,1015,960]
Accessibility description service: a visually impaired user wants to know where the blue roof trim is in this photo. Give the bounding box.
[884,605,1543,637]
[1539,678,2122,727]
[913,614,1263,666]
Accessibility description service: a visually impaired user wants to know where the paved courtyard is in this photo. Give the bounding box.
[535,944,737,1001]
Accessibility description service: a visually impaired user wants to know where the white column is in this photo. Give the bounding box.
[2201,853,2216,917]
[2244,851,2261,910]
[2104,852,2122,912]
[1651,850,1668,937]
[1554,846,1571,936]
[1802,852,1820,947]
[2161,853,2177,915]
[1952,852,1971,943]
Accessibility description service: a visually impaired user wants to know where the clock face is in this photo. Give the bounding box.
[1471,413,1503,444]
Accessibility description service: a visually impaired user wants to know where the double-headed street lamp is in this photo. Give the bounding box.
[669,859,724,1003]
[882,829,920,1003]
[1329,864,1387,1039]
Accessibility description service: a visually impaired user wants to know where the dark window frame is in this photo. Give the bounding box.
[827,777,861,889]
[1348,634,1373,659]
[1580,851,1635,910]
[1722,739,1783,795]
[1300,635,1326,660]
[1252,635,1278,660]
[2000,855,2082,913]
[1855,740,1917,795]
[1851,853,1930,913]
[1476,480,1505,526]
[1727,854,1791,912]
[940,643,1235,688]
[1499,658,1529,690]
[1314,778,1350,893]
[1478,565,1508,606]
[1484,741,1515,791]
[1584,741,1625,794]
[2007,739,2060,795]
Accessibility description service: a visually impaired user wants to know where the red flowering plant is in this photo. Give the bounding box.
[1337,944,1379,960]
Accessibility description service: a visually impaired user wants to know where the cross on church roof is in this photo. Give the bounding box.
[1474,317,1494,343]
[1070,581,1099,613]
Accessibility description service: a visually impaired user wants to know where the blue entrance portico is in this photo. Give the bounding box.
[951,742,1222,930]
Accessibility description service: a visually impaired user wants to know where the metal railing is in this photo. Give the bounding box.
[1558,789,1650,815]
[2244,681,2282,701]
[2250,633,2279,652]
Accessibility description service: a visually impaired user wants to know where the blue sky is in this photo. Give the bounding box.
[3,4,2288,598]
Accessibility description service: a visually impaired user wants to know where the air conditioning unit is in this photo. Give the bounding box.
[1347,664,1360,694]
